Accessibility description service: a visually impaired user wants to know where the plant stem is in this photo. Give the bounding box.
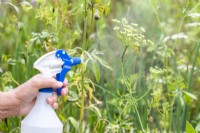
[182,40,200,131]
[80,3,87,131]
[83,0,88,50]
[135,103,144,131]
[187,40,200,92]
[148,0,165,35]
[80,72,85,133]
[121,46,128,63]
[121,62,131,91]
[120,46,144,130]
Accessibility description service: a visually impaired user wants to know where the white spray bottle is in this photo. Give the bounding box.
[20,50,81,133]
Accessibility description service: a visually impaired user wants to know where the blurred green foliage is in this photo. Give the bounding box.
[0,0,200,132]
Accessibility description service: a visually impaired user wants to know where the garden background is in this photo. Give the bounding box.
[0,0,200,132]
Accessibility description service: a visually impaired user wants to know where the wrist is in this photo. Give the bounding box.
[0,92,3,118]
[0,90,20,118]
[12,89,21,115]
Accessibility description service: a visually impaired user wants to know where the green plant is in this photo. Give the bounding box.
[0,0,200,133]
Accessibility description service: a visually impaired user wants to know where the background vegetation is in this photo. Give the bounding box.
[0,0,200,132]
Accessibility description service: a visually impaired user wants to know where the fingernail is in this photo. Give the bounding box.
[57,82,63,87]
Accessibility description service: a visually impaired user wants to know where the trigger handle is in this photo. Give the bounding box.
[56,68,70,95]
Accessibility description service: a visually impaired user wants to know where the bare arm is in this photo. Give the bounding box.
[0,90,19,118]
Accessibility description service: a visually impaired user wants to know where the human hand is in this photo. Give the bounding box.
[15,74,68,116]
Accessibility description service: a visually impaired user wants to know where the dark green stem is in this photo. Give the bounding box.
[121,46,128,63]
[188,40,200,92]
[135,103,144,131]
[80,72,85,133]
[83,0,88,50]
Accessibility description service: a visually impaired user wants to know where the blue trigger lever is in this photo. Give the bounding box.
[39,50,81,95]
[55,50,81,95]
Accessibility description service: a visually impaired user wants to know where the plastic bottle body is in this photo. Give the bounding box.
[21,92,63,133]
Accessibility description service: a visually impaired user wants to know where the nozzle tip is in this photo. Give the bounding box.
[71,57,81,66]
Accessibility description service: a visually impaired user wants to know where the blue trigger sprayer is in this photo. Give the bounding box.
[20,50,81,133]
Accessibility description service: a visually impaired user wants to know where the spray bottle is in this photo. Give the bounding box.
[20,50,81,133]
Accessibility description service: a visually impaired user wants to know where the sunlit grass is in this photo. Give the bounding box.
[0,0,200,132]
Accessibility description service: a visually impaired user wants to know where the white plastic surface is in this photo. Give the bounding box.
[21,51,64,133]
[21,93,63,133]
[33,51,64,77]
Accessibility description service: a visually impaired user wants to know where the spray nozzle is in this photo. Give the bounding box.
[71,57,81,66]
[34,50,81,95]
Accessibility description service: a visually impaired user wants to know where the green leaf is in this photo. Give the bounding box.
[67,90,79,101]
[68,117,78,130]
[5,2,20,15]
[94,0,100,3]
[87,105,102,118]
[186,121,196,133]
[183,91,197,100]
[195,123,200,132]
[149,66,166,75]
[7,58,17,66]
[36,39,41,45]
[84,83,94,100]
[147,40,156,52]
[84,51,94,61]
[93,55,113,71]
[20,1,32,6]
[92,62,100,83]
[179,96,185,106]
